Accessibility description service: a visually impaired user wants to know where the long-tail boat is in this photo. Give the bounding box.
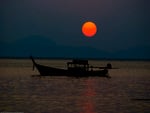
[30,56,111,78]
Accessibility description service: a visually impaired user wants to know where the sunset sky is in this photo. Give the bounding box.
[1,0,150,59]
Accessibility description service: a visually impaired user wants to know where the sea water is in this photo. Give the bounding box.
[0,59,150,113]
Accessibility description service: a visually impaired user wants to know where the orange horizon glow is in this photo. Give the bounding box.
[82,21,97,37]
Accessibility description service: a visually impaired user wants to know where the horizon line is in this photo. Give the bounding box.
[0,56,150,61]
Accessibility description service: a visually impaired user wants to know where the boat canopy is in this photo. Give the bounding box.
[67,59,89,65]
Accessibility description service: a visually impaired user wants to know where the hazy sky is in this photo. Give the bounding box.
[1,0,150,58]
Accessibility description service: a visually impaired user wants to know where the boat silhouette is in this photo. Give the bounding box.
[30,56,111,78]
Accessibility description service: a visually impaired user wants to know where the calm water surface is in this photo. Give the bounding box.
[0,59,150,113]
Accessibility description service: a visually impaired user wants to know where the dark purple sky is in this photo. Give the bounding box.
[1,0,150,58]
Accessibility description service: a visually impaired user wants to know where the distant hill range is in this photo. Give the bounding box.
[0,35,150,60]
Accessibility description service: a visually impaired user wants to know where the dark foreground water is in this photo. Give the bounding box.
[0,59,150,113]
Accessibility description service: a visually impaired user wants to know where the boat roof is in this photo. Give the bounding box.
[67,59,89,65]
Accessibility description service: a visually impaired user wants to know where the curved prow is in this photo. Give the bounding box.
[30,56,36,70]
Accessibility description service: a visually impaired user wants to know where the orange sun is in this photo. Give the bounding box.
[82,21,97,37]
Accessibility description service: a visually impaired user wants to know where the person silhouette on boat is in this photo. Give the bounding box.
[107,63,112,69]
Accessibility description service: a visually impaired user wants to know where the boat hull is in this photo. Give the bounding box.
[30,56,110,78]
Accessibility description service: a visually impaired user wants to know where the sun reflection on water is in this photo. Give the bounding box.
[80,79,96,113]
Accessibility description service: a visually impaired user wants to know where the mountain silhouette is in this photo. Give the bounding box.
[113,46,150,59]
[0,35,150,59]
[0,35,109,58]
